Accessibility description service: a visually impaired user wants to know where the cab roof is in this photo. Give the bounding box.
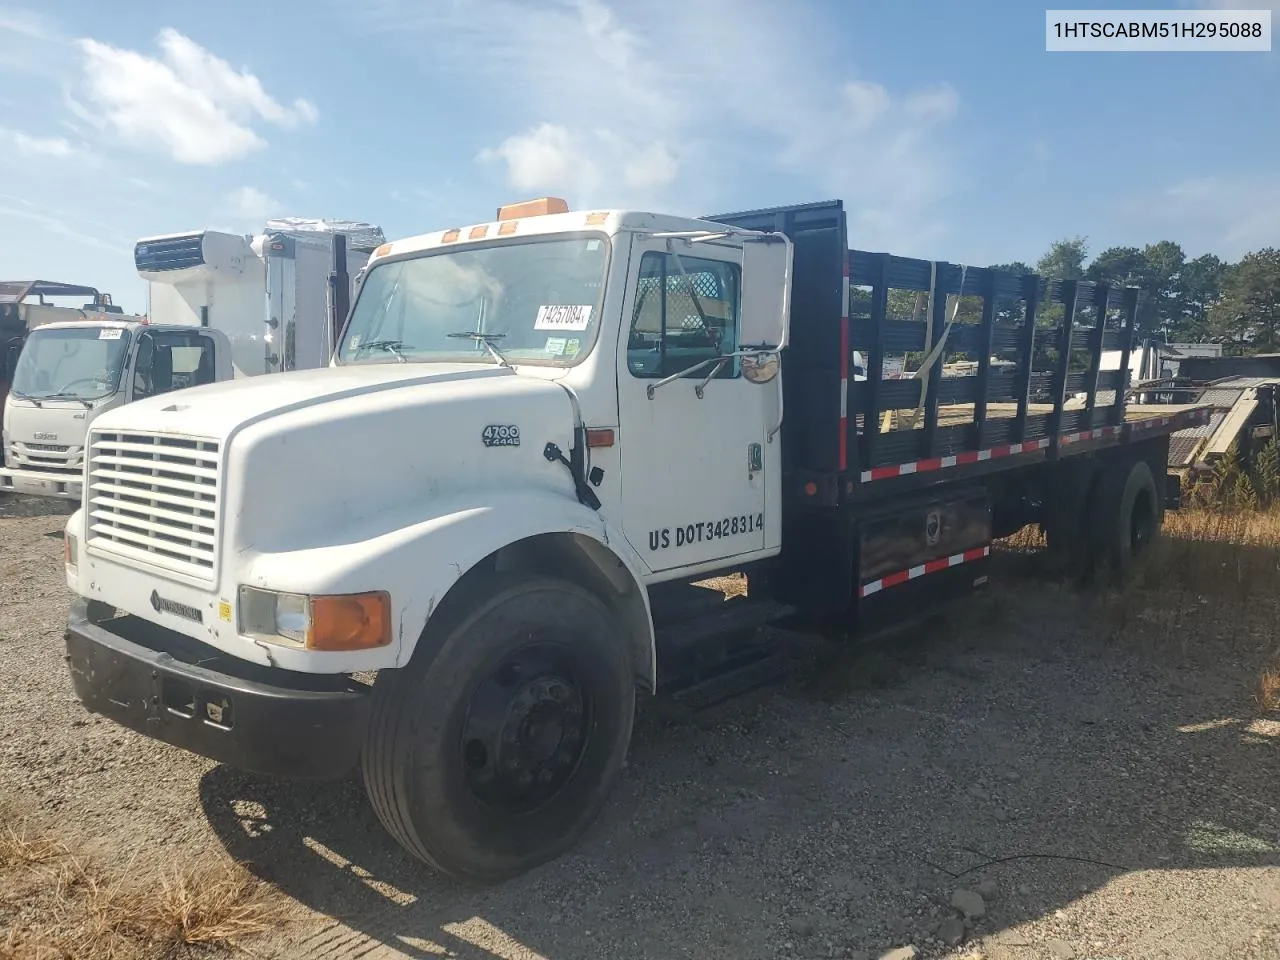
[370,203,756,264]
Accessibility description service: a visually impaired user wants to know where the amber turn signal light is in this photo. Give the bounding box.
[307,592,392,652]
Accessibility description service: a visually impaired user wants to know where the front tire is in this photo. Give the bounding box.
[362,573,635,881]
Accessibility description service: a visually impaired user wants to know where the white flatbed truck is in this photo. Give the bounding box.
[60,197,1211,880]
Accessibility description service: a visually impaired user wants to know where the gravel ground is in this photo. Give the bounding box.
[2,496,1278,960]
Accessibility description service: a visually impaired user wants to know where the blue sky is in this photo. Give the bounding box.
[0,0,1276,314]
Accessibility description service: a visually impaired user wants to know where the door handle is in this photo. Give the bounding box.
[748,442,762,472]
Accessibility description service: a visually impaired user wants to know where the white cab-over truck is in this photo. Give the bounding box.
[1,281,142,496]
[62,197,1211,880]
[1,218,382,500]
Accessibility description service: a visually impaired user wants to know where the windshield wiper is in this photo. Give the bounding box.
[41,392,93,409]
[447,331,510,368]
[11,391,42,408]
[356,339,409,362]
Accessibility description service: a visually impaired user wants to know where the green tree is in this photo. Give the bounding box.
[1035,238,1088,327]
[1139,240,1186,335]
[989,261,1034,276]
[1085,242,1187,336]
[1036,237,1088,280]
[1209,249,1280,352]
[1177,253,1227,340]
[1086,246,1147,285]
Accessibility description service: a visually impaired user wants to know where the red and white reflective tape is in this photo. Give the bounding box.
[838,253,851,471]
[858,545,991,598]
[1060,425,1122,445]
[860,437,1051,483]
[1134,415,1176,432]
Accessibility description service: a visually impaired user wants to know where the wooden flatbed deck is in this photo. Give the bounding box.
[876,401,1209,433]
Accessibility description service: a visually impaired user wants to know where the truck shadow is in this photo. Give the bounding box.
[198,579,1280,960]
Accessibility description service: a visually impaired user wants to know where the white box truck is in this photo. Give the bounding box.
[1,218,383,500]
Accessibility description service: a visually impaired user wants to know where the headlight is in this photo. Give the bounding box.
[237,586,391,652]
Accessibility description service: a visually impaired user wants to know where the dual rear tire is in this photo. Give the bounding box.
[1046,454,1161,580]
[361,573,635,881]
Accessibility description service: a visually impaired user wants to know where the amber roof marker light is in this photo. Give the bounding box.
[496,197,570,221]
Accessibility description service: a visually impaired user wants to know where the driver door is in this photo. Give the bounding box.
[128,329,223,400]
[616,237,774,576]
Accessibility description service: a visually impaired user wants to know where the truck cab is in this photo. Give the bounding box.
[2,319,231,498]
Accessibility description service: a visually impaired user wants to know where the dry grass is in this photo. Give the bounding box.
[0,807,291,960]
[1259,669,1280,713]
[999,503,1280,713]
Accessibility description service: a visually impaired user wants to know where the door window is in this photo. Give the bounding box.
[627,251,740,380]
[134,332,216,399]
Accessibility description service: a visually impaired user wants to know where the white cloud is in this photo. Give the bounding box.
[1121,175,1280,259]
[0,7,66,80]
[843,81,892,132]
[74,28,318,165]
[478,124,679,204]
[3,128,74,157]
[0,7,58,41]
[365,0,961,249]
[226,186,280,221]
[623,142,678,191]
[480,123,581,192]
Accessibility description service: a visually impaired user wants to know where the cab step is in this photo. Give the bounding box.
[653,596,799,709]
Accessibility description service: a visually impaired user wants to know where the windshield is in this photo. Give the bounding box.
[11,326,132,401]
[337,235,609,367]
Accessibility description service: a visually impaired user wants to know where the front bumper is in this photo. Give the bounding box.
[64,598,372,780]
[0,467,82,499]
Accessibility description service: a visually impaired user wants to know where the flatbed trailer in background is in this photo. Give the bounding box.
[61,196,1211,881]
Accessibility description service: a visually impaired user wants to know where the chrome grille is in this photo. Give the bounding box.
[87,431,220,580]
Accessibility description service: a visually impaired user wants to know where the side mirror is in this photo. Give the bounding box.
[742,351,780,385]
[739,234,792,351]
[3,339,21,381]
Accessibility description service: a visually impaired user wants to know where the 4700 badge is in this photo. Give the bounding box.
[648,512,764,551]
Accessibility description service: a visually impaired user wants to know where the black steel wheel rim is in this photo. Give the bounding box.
[460,643,590,814]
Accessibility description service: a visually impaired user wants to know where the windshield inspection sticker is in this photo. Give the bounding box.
[535,304,593,331]
[564,338,581,358]
[98,328,124,340]
[544,336,568,356]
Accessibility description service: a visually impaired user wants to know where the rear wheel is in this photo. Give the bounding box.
[362,573,635,881]
[1089,457,1160,581]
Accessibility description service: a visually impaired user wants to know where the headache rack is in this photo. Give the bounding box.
[708,200,1211,504]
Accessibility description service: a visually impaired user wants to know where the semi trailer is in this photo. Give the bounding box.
[60,197,1210,881]
[1,218,383,500]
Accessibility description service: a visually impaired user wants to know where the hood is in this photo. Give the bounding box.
[92,362,520,441]
[88,361,584,561]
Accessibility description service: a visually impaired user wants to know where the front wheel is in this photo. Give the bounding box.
[361,573,635,881]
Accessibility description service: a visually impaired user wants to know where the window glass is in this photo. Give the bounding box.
[337,236,609,367]
[11,326,132,400]
[627,251,740,379]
